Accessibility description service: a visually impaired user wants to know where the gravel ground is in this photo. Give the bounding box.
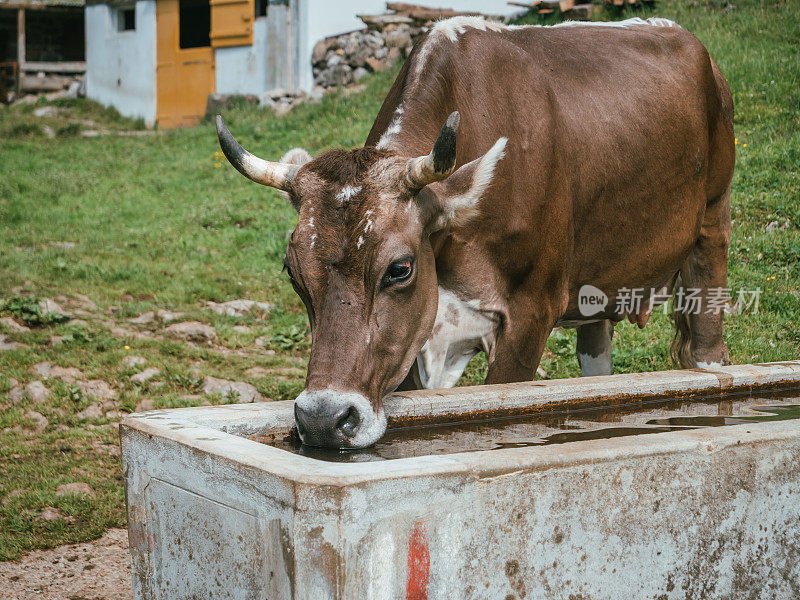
[0,529,131,600]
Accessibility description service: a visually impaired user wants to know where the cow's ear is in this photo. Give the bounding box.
[278,148,312,209]
[421,137,507,232]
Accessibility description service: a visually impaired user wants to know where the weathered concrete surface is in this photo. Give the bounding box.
[121,362,800,599]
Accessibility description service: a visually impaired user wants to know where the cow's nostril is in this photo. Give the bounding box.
[336,406,361,437]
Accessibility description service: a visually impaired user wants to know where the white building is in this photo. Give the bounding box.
[85,0,519,128]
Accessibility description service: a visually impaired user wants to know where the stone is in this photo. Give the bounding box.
[205,300,273,318]
[0,334,24,351]
[312,39,334,65]
[33,361,52,377]
[26,410,49,432]
[49,335,64,346]
[245,366,270,379]
[366,57,388,73]
[122,356,147,368]
[353,67,369,82]
[156,309,184,323]
[326,52,344,67]
[77,380,117,400]
[39,298,66,316]
[2,489,23,506]
[25,382,50,403]
[49,366,84,383]
[385,28,412,50]
[56,482,95,497]
[74,294,98,311]
[37,507,74,523]
[317,64,353,87]
[34,105,58,118]
[232,325,251,334]
[8,385,24,404]
[135,399,155,412]
[129,311,154,325]
[76,403,104,419]
[386,46,402,66]
[1,317,29,332]
[164,321,217,341]
[202,376,261,403]
[309,86,326,101]
[130,367,160,385]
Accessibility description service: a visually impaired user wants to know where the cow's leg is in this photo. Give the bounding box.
[672,186,731,368]
[485,310,556,384]
[576,320,614,376]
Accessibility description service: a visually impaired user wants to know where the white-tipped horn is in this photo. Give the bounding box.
[216,115,298,191]
[406,111,460,190]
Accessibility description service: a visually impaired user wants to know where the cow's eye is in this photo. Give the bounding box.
[385,259,413,285]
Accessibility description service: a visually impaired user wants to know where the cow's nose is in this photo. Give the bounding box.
[293,390,385,449]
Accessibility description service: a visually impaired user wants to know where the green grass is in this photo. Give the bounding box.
[1,0,798,560]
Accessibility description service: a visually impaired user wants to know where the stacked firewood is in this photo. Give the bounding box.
[509,0,658,19]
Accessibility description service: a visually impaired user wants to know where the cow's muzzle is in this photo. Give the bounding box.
[293,390,386,449]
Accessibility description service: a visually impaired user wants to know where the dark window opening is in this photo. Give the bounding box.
[255,0,268,18]
[179,0,211,49]
[118,8,135,32]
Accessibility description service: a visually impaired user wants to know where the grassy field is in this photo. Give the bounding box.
[1,0,798,561]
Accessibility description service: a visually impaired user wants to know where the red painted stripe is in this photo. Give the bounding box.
[406,522,430,600]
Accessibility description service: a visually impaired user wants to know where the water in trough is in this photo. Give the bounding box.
[253,389,800,462]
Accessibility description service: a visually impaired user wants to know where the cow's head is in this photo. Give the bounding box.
[216,113,506,448]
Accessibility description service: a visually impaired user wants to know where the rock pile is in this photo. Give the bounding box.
[312,3,489,90]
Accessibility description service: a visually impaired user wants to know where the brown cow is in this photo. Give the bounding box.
[217,16,735,448]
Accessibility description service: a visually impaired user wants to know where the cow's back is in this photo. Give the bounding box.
[367,17,734,305]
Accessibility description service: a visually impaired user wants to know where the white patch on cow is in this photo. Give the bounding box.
[356,235,365,249]
[376,109,404,150]
[336,185,362,205]
[280,147,312,166]
[308,217,314,229]
[428,15,507,43]
[310,233,317,248]
[415,287,498,389]
[551,16,679,29]
[364,218,373,234]
[438,137,507,229]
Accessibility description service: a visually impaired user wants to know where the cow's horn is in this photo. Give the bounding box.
[406,111,460,190]
[216,115,297,191]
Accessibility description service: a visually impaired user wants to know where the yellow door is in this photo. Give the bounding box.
[156,0,215,128]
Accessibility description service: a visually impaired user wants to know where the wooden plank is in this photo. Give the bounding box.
[559,0,575,10]
[20,73,72,92]
[357,13,414,28]
[385,3,480,21]
[20,61,86,73]
[17,8,25,65]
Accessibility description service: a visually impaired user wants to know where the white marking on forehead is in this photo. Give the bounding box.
[336,185,362,204]
[415,287,498,390]
[364,218,373,234]
[356,235,365,249]
[308,217,314,229]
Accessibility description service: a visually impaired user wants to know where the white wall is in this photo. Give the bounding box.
[215,17,269,96]
[297,0,522,92]
[86,1,157,126]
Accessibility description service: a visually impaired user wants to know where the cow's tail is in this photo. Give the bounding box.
[670,273,694,368]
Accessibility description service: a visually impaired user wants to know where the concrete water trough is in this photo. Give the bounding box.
[121,361,800,599]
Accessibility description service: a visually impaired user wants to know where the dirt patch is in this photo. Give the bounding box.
[0,528,131,600]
